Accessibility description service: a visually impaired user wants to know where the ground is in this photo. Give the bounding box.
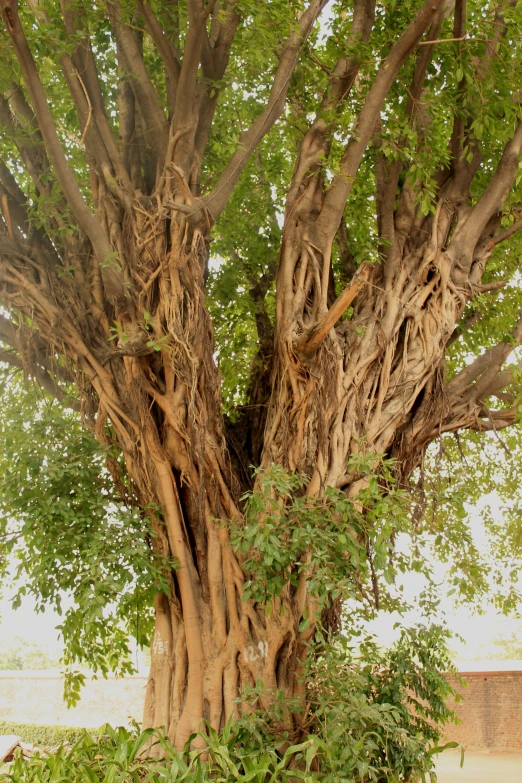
[435,749,522,782]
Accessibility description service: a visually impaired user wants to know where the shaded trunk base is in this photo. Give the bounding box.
[142,552,308,751]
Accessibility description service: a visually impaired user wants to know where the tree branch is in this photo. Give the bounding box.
[448,0,466,173]
[194,1,240,165]
[106,0,168,172]
[0,169,59,266]
[469,409,518,432]
[318,0,376,116]
[446,1,516,193]
[0,310,74,387]
[59,53,121,194]
[170,6,207,167]
[60,0,133,196]
[447,312,522,396]
[487,217,522,249]
[314,0,446,246]
[285,0,376,212]
[0,89,54,206]
[203,0,329,220]
[450,122,522,263]
[0,347,79,409]
[29,0,127,200]
[376,6,446,248]
[137,0,181,115]
[296,261,371,354]
[1,1,128,305]
[336,218,357,281]
[116,73,142,190]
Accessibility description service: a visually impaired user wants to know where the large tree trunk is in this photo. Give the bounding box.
[123,184,474,748]
[72,195,311,750]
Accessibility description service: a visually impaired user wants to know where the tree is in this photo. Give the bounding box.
[0,635,61,669]
[491,631,522,659]
[0,0,521,752]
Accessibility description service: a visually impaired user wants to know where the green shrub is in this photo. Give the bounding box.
[0,721,93,747]
[0,718,459,783]
[304,624,463,782]
[1,723,316,782]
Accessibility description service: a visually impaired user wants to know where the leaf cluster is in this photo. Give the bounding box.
[417,426,522,613]
[0,373,169,701]
[305,624,461,783]
[233,459,414,611]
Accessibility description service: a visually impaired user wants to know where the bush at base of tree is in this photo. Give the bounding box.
[2,624,461,783]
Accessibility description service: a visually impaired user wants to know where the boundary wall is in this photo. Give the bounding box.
[1,669,522,748]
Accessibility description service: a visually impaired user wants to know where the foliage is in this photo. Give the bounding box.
[0,373,169,702]
[233,458,413,610]
[0,721,92,749]
[490,631,522,660]
[415,427,522,613]
[203,0,522,411]
[1,724,318,783]
[304,624,461,783]
[1,623,459,782]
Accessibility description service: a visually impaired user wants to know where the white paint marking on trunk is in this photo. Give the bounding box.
[152,631,169,656]
[243,641,268,663]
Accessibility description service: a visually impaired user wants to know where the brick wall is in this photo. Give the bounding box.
[444,671,522,749]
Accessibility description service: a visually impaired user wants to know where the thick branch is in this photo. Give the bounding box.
[448,312,522,396]
[117,73,142,189]
[170,5,206,160]
[204,0,329,220]
[314,0,445,246]
[60,0,133,195]
[106,0,168,170]
[0,90,54,207]
[448,0,466,173]
[376,7,446,246]
[59,53,121,195]
[285,0,376,211]
[296,261,371,354]
[451,122,522,262]
[319,0,376,115]
[2,1,127,304]
[194,2,240,164]
[447,1,516,193]
[137,0,181,114]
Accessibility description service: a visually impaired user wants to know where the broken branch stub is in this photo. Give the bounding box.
[296,261,372,356]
